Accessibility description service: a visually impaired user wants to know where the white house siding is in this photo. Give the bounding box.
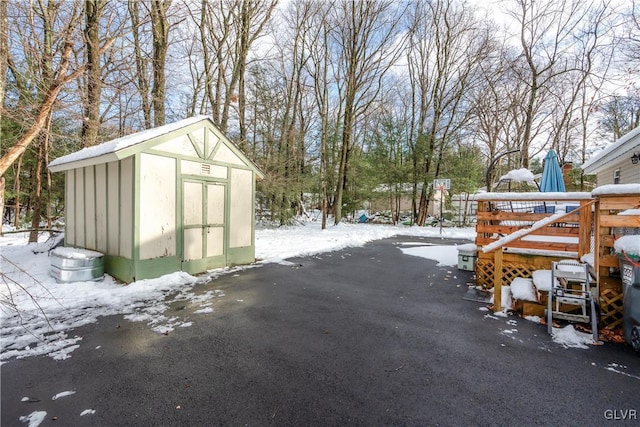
[229,168,253,248]
[139,153,177,259]
[597,161,640,185]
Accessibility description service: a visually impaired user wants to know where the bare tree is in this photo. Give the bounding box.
[507,0,598,167]
[184,0,275,136]
[304,0,335,229]
[127,0,173,128]
[331,0,406,224]
[150,0,171,126]
[1,1,114,243]
[406,0,492,225]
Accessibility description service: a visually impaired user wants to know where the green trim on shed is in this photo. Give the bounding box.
[48,117,262,284]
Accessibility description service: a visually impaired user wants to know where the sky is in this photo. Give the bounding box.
[1,218,609,370]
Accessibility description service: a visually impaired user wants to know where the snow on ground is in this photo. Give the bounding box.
[551,325,598,349]
[19,411,47,427]
[255,221,474,264]
[0,221,474,363]
[1,218,609,367]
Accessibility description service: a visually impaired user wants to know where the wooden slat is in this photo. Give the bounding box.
[599,196,640,210]
[579,200,593,257]
[601,235,616,248]
[475,250,571,265]
[476,237,578,253]
[600,254,620,268]
[476,224,580,236]
[600,214,640,228]
[477,211,579,222]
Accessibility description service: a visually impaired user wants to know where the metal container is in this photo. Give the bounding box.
[457,249,477,271]
[49,247,104,283]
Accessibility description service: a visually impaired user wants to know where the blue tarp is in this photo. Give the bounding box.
[540,149,566,192]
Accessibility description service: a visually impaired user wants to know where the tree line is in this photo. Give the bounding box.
[1,0,639,239]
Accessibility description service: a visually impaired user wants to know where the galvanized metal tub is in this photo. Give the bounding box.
[50,247,104,283]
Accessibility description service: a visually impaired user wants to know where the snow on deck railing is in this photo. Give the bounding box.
[481,200,596,254]
[475,192,592,201]
[591,183,640,196]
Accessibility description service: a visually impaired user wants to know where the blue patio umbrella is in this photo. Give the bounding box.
[540,149,566,192]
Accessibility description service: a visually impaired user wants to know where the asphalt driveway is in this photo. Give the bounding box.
[2,236,639,426]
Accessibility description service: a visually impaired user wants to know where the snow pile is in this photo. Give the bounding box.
[614,235,640,258]
[591,183,640,196]
[19,411,47,427]
[456,243,477,252]
[510,277,537,302]
[499,168,534,182]
[490,286,513,311]
[551,325,596,349]
[531,270,556,292]
[51,247,103,259]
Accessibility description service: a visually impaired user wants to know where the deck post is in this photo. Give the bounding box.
[494,247,503,311]
[578,199,592,258]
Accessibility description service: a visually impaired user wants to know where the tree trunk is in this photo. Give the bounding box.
[0,0,6,234]
[14,156,23,228]
[150,0,171,127]
[29,125,49,242]
[81,0,103,147]
[128,0,152,128]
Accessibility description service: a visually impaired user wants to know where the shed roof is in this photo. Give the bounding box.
[48,116,264,178]
[581,126,640,174]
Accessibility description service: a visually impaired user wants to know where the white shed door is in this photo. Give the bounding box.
[183,181,226,261]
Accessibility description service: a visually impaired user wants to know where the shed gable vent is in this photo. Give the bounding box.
[201,163,211,175]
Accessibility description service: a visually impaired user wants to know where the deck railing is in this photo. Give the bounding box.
[474,186,640,328]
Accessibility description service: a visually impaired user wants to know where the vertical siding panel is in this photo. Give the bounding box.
[139,153,176,259]
[95,163,108,253]
[85,166,97,250]
[229,168,253,248]
[120,157,134,258]
[75,169,85,248]
[66,170,76,245]
[107,161,120,255]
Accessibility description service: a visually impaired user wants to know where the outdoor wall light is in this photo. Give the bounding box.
[632,152,640,165]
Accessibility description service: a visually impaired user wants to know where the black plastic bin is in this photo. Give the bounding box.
[619,254,640,353]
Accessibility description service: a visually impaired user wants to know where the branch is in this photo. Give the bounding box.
[0,37,114,178]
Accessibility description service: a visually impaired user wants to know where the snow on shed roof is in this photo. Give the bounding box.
[48,116,210,171]
[581,126,640,174]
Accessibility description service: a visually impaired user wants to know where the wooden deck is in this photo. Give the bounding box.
[474,189,640,328]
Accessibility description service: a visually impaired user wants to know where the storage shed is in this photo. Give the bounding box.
[48,116,264,283]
